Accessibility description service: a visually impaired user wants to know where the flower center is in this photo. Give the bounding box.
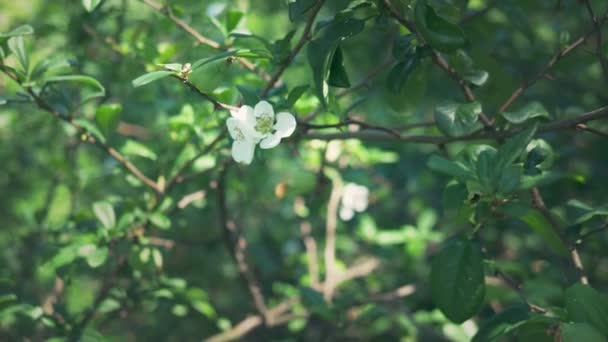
[255,115,274,134]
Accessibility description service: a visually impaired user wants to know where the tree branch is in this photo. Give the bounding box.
[303,105,608,143]
[323,179,342,301]
[139,0,270,80]
[499,11,608,113]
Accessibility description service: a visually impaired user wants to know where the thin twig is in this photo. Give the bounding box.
[382,0,493,128]
[173,75,239,111]
[499,12,608,113]
[530,188,589,284]
[0,68,163,193]
[216,164,269,320]
[300,222,321,289]
[260,0,327,97]
[139,0,270,80]
[303,105,608,142]
[576,124,608,139]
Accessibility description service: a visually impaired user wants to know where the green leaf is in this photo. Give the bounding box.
[327,46,350,88]
[93,201,116,229]
[8,36,29,73]
[427,155,476,182]
[520,210,569,256]
[45,184,72,227]
[189,58,236,93]
[0,25,34,38]
[288,0,317,22]
[236,85,260,106]
[84,246,108,268]
[82,0,102,12]
[560,323,606,342]
[225,10,244,32]
[434,101,482,137]
[74,119,106,143]
[502,102,550,124]
[132,70,173,88]
[392,34,415,60]
[414,0,467,53]
[464,69,489,86]
[44,75,106,102]
[431,237,485,323]
[121,140,158,160]
[472,304,531,342]
[475,148,498,193]
[149,212,171,230]
[95,103,122,136]
[565,284,608,335]
[307,15,365,106]
[495,124,538,171]
[387,53,419,93]
[286,85,309,107]
[497,164,522,195]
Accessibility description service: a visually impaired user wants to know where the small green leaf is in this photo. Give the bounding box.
[565,284,608,335]
[475,148,498,193]
[464,69,489,86]
[502,102,550,124]
[387,53,419,93]
[149,212,171,230]
[327,46,350,88]
[44,75,106,102]
[497,165,522,195]
[472,304,531,342]
[428,155,476,182]
[286,85,309,107]
[434,101,482,137]
[96,103,122,136]
[414,0,467,53]
[45,184,72,227]
[0,25,34,38]
[132,70,173,88]
[121,140,158,160]
[288,0,317,22]
[85,247,109,268]
[93,201,116,229]
[560,323,606,342]
[519,210,569,256]
[431,237,485,323]
[236,85,260,106]
[225,10,244,32]
[307,15,364,106]
[8,36,29,73]
[82,0,102,12]
[495,123,538,171]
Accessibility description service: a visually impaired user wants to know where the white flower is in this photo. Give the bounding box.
[226,100,297,164]
[339,183,369,221]
[252,101,297,149]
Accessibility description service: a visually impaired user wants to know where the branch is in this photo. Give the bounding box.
[216,164,269,320]
[260,0,327,97]
[499,12,608,113]
[303,105,608,143]
[0,68,163,193]
[531,188,589,284]
[582,1,608,83]
[172,75,239,111]
[300,222,320,289]
[323,179,343,301]
[382,0,493,128]
[139,0,270,81]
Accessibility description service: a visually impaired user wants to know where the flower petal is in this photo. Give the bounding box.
[259,134,281,149]
[254,100,274,119]
[274,112,297,138]
[231,140,255,164]
[339,206,355,221]
[226,118,240,140]
[232,105,256,127]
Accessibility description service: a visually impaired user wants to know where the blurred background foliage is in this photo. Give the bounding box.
[1,0,608,341]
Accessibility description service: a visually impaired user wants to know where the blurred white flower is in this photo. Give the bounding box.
[339,183,369,221]
[226,100,297,164]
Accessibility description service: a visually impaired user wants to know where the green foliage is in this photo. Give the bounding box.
[1,0,608,341]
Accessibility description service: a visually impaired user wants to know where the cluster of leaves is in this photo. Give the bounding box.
[1,0,608,341]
